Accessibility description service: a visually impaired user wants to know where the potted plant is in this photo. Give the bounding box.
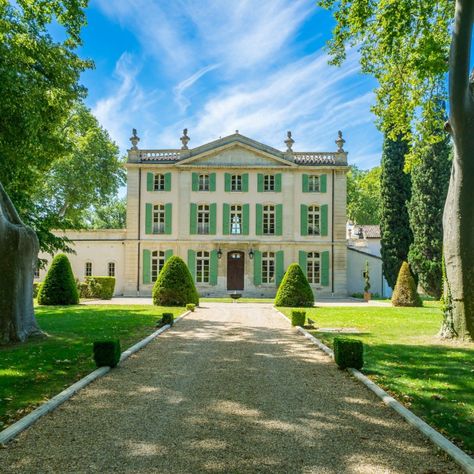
[363,260,371,302]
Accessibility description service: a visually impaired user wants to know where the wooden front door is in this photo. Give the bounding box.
[227,251,245,291]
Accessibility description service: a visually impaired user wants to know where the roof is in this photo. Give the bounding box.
[354,225,381,239]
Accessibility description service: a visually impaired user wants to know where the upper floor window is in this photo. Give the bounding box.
[199,174,210,191]
[230,205,242,235]
[262,252,275,284]
[263,205,275,235]
[151,250,165,282]
[197,204,210,234]
[231,175,242,192]
[263,174,275,192]
[153,204,166,234]
[154,173,165,191]
[196,250,210,283]
[85,262,92,277]
[308,205,320,236]
[108,262,115,277]
[308,175,320,192]
[307,252,321,284]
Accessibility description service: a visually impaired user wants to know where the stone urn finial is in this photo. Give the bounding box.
[180,128,190,150]
[130,128,140,150]
[284,131,295,152]
[335,130,345,152]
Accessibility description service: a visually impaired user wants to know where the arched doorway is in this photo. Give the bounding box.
[227,251,245,291]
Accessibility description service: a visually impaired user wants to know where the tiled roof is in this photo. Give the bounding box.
[354,225,381,239]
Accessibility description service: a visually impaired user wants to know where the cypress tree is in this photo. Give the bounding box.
[380,134,412,289]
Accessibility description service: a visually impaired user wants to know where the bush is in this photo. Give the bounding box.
[391,261,422,307]
[37,254,79,305]
[274,263,314,307]
[334,337,364,370]
[186,303,196,312]
[152,256,199,306]
[77,280,91,299]
[160,312,174,326]
[86,276,116,300]
[33,282,40,298]
[93,340,121,368]
[291,310,306,326]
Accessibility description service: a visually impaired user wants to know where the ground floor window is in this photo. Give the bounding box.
[151,251,166,282]
[196,250,210,283]
[34,266,40,279]
[108,262,115,277]
[307,252,320,284]
[262,251,275,284]
[85,262,92,277]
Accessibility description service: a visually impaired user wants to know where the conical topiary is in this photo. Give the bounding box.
[37,254,79,305]
[391,261,422,307]
[152,256,199,306]
[274,263,314,307]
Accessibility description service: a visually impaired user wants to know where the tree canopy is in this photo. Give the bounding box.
[347,165,381,225]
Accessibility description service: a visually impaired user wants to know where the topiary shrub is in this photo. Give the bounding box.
[93,340,121,368]
[274,263,314,307]
[152,256,199,306]
[391,261,422,307]
[37,254,79,305]
[160,312,174,326]
[33,282,40,299]
[86,276,115,300]
[186,303,196,312]
[291,310,306,326]
[334,337,364,370]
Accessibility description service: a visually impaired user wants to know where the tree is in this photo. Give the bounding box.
[347,165,381,224]
[380,135,412,289]
[318,0,474,340]
[391,262,422,307]
[274,263,314,307]
[84,197,127,229]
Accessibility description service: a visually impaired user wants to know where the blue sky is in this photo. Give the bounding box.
[78,0,382,169]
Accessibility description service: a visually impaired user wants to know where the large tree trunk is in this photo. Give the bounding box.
[441,0,474,341]
[0,182,44,343]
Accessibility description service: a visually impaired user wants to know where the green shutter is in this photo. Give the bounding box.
[147,172,154,192]
[165,249,173,261]
[190,203,197,234]
[257,173,264,192]
[143,249,151,284]
[210,173,216,192]
[192,172,199,191]
[242,204,249,235]
[253,250,262,286]
[145,203,152,234]
[210,203,217,234]
[210,250,218,286]
[256,204,263,235]
[275,173,282,192]
[300,204,308,236]
[302,174,309,193]
[225,173,231,192]
[275,251,284,286]
[320,174,327,193]
[242,173,249,192]
[187,249,196,282]
[321,250,330,286]
[299,251,308,277]
[321,204,328,236]
[164,172,171,191]
[223,203,230,235]
[275,204,283,236]
[165,203,172,234]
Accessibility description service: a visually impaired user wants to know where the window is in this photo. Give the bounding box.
[153,204,166,234]
[85,262,92,277]
[154,173,165,191]
[307,252,321,284]
[34,267,40,279]
[196,251,210,283]
[262,252,275,284]
[198,174,210,191]
[108,262,115,277]
[230,205,242,235]
[308,206,320,235]
[231,174,242,192]
[263,175,275,192]
[197,204,210,234]
[308,175,320,192]
[151,251,166,282]
[263,205,275,235]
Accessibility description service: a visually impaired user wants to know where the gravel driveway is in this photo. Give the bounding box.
[1,303,460,473]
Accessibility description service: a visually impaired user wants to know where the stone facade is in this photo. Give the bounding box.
[37,131,349,298]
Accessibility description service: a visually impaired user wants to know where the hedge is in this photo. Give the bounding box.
[334,337,364,370]
[86,276,116,300]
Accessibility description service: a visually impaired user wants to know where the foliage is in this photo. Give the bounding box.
[274,263,314,307]
[83,197,127,229]
[37,254,79,305]
[77,280,90,298]
[93,340,121,368]
[33,282,40,299]
[347,165,381,224]
[152,256,199,306]
[364,260,371,293]
[380,134,412,288]
[85,276,116,300]
[186,303,196,312]
[291,310,306,327]
[333,337,364,370]
[392,262,422,307]
[160,313,174,327]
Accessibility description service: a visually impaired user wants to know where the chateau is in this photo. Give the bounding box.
[38,129,349,297]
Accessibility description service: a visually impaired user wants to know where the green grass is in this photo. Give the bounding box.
[200,297,274,303]
[279,305,474,454]
[0,305,184,430]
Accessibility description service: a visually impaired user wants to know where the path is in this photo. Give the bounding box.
[1,304,459,473]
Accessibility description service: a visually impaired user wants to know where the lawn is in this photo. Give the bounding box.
[0,305,185,431]
[278,305,474,454]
